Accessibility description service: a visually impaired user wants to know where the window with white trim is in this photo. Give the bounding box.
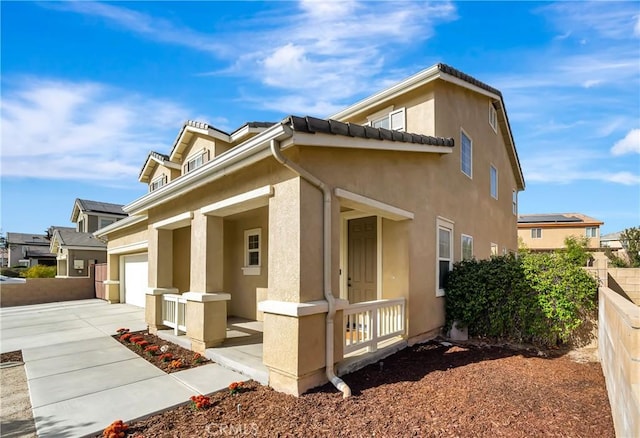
[242,228,261,275]
[490,165,498,199]
[461,130,472,177]
[585,227,598,238]
[436,217,454,296]
[490,243,499,256]
[512,190,517,215]
[489,103,498,133]
[150,175,167,192]
[370,108,405,131]
[461,234,473,260]
[183,149,210,174]
[99,218,115,229]
[531,228,542,239]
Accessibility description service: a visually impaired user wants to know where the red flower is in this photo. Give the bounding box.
[120,333,132,342]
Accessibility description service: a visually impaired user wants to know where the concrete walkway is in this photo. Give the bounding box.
[1,299,246,438]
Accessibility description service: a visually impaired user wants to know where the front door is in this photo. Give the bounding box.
[348,216,377,303]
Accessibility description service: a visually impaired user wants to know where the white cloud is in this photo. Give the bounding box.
[635,15,640,37]
[611,129,640,156]
[541,2,640,40]
[1,78,190,181]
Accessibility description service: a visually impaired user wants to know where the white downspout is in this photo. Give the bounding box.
[270,139,352,398]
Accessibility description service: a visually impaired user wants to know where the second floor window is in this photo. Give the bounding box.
[150,175,167,192]
[586,227,598,238]
[462,234,474,260]
[461,130,472,177]
[370,108,405,131]
[490,165,498,199]
[183,149,210,174]
[99,218,115,229]
[531,228,542,239]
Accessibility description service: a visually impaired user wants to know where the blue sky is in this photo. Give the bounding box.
[1,1,639,236]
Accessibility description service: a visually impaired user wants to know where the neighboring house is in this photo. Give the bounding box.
[517,213,603,250]
[96,63,525,396]
[601,231,623,249]
[50,227,107,277]
[6,232,56,267]
[71,198,127,233]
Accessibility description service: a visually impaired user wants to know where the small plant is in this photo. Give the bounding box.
[189,394,211,410]
[228,381,243,395]
[169,359,184,369]
[144,345,160,356]
[129,336,144,343]
[192,352,205,364]
[103,419,128,438]
[159,353,173,362]
[22,265,56,278]
[135,340,150,348]
[116,328,129,335]
[120,333,133,342]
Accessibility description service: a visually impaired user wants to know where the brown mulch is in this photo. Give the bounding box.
[113,340,614,437]
[0,350,23,363]
[112,330,210,373]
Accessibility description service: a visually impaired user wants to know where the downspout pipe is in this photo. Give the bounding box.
[269,139,352,398]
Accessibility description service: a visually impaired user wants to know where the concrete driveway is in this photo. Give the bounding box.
[1,299,245,437]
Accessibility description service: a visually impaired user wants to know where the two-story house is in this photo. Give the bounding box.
[517,213,603,250]
[96,63,525,396]
[51,199,127,277]
[6,232,57,268]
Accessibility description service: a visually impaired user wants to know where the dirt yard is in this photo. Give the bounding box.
[117,340,614,437]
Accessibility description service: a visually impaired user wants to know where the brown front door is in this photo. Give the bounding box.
[348,216,377,303]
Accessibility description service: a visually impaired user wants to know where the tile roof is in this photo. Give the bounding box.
[436,63,502,97]
[76,199,126,216]
[285,115,455,147]
[55,229,106,249]
[6,233,50,246]
[149,151,170,162]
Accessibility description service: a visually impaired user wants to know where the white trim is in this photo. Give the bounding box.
[103,280,120,285]
[146,287,178,296]
[286,131,452,155]
[460,128,473,179]
[489,102,498,133]
[512,190,518,215]
[365,105,395,123]
[98,216,117,230]
[490,164,498,200]
[461,234,474,260]
[376,216,382,301]
[389,107,406,131]
[258,298,349,317]
[94,215,148,238]
[200,185,273,217]
[152,212,193,230]
[490,243,499,256]
[182,292,231,302]
[169,124,230,162]
[59,245,106,251]
[436,216,454,297]
[108,241,148,255]
[243,228,261,275]
[335,188,414,221]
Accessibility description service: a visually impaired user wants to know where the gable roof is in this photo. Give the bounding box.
[6,232,50,246]
[52,228,106,249]
[329,63,525,191]
[71,199,126,222]
[138,150,179,182]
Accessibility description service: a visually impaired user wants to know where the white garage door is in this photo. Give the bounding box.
[122,253,148,308]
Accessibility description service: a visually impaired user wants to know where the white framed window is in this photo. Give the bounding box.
[370,107,405,131]
[490,165,498,199]
[183,149,210,174]
[531,228,542,239]
[242,228,261,275]
[461,234,473,260]
[98,218,115,229]
[489,103,498,133]
[150,175,167,192]
[490,243,499,256]
[586,227,598,238]
[512,190,517,215]
[461,129,472,178]
[436,217,454,297]
[77,218,85,232]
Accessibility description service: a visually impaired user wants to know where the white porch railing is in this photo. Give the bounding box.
[344,298,405,354]
[162,294,187,335]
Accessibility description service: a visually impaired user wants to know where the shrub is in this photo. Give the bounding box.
[22,265,56,278]
[1,268,20,278]
[445,250,597,347]
[620,227,640,267]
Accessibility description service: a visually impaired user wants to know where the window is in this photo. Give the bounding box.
[490,243,499,256]
[77,218,85,232]
[242,228,261,275]
[150,175,167,192]
[586,227,598,238]
[490,165,498,199]
[370,108,405,131]
[461,130,472,177]
[436,217,454,296]
[461,234,473,260]
[183,149,210,174]
[531,228,542,239]
[99,218,115,229]
[489,103,498,132]
[512,190,517,215]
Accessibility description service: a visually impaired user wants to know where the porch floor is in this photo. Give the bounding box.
[157,317,268,385]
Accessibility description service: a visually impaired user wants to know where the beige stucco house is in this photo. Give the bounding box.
[96,63,525,396]
[517,213,603,250]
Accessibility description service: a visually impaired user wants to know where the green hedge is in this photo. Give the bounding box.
[1,268,21,278]
[445,250,597,346]
[22,265,57,278]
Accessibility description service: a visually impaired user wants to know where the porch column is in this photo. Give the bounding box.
[261,177,344,396]
[103,253,120,303]
[146,228,174,332]
[186,213,229,352]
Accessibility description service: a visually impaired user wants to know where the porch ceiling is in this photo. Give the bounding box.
[335,188,414,221]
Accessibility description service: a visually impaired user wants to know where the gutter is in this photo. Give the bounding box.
[269,139,352,399]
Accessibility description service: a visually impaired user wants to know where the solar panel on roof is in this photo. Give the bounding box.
[518,214,583,224]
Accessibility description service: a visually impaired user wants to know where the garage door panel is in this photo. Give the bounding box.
[123,253,148,308]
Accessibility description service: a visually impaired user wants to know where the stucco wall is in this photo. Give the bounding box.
[518,225,600,250]
[0,276,95,307]
[64,249,107,277]
[598,286,640,437]
[172,226,191,293]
